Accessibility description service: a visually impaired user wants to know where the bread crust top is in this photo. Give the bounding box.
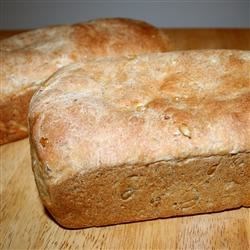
[29,50,250,184]
[0,18,170,98]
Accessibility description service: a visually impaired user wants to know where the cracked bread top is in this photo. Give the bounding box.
[29,50,250,184]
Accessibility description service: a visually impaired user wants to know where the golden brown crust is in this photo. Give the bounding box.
[29,50,250,228]
[72,18,170,57]
[0,18,170,145]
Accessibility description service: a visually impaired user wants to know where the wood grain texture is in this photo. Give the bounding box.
[163,29,250,50]
[1,29,250,250]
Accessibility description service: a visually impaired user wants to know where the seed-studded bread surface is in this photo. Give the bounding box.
[29,50,250,228]
[0,18,170,144]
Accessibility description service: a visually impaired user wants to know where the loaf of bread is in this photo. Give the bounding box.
[0,18,170,145]
[29,50,250,228]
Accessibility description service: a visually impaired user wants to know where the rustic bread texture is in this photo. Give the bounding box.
[29,50,250,228]
[0,18,170,145]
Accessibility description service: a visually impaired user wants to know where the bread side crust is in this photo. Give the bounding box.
[0,87,37,144]
[32,151,250,228]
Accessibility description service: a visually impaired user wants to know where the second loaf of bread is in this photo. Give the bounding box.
[0,18,170,145]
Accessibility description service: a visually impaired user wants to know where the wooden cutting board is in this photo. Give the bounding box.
[1,29,250,250]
